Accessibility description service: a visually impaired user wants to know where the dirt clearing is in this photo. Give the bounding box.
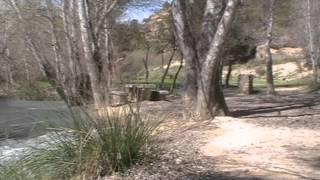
[107,89,320,180]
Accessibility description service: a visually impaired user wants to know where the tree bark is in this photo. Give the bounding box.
[198,0,226,62]
[196,0,239,119]
[306,0,319,83]
[77,0,118,108]
[62,0,78,101]
[172,0,239,119]
[265,0,276,95]
[46,0,68,96]
[105,25,113,95]
[78,0,105,108]
[225,62,232,88]
[172,0,199,106]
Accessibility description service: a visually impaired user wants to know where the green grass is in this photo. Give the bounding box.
[115,63,184,90]
[0,106,160,180]
[128,78,182,89]
[228,77,306,88]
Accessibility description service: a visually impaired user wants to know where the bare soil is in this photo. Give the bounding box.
[105,88,320,180]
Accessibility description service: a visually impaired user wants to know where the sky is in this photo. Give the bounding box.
[122,0,171,22]
[123,8,155,22]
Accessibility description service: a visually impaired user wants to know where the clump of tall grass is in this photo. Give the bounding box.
[0,105,160,180]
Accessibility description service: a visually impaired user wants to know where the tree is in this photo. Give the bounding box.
[77,0,119,108]
[3,0,121,107]
[172,0,240,119]
[142,43,150,81]
[159,47,176,89]
[305,0,320,83]
[265,0,276,95]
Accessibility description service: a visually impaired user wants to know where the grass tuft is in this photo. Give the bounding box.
[0,105,160,180]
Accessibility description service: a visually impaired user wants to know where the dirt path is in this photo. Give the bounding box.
[107,89,320,180]
[202,117,320,180]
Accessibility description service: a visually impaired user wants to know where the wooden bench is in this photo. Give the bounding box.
[150,90,169,101]
[110,91,128,106]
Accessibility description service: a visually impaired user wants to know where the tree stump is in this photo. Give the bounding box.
[110,91,128,106]
[238,75,254,95]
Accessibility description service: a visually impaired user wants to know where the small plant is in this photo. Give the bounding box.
[0,105,160,180]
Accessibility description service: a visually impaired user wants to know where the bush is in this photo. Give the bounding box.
[0,105,160,180]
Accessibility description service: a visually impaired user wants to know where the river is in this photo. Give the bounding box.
[0,99,70,162]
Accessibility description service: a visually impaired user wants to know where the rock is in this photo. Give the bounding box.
[175,158,182,165]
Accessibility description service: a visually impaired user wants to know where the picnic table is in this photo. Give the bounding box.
[124,84,157,102]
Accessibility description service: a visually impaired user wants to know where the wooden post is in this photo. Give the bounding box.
[238,74,254,95]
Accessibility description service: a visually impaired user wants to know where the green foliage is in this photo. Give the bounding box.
[0,106,160,180]
[113,20,147,52]
[228,76,305,88]
[15,81,58,101]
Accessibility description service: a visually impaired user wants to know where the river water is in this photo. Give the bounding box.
[0,99,69,162]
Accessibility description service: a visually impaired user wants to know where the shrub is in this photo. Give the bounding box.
[0,105,160,180]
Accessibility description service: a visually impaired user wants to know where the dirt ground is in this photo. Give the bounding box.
[106,87,320,180]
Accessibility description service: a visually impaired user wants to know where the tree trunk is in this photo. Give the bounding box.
[23,56,30,82]
[26,36,68,102]
[196,0,239,119]
[198,0,226,61]
[46,0,64,82]
[2,20,14,89]
[225,62,232,88]
[5,64,14,90]
[172,0,199,106]
[62,0,78,103]
[78,0,104,107]
[265,0,276,95]
[161,51,165,72]
[306,0,319,83]
[77,0,117,108]
[142,46,150,82]
[105,24,113,94]
[160,48,176,89]
[170,56,183,93]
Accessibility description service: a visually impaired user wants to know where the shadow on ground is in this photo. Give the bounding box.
[181,171,264,180]
[227,91,320,119]
[231,102,320,118]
